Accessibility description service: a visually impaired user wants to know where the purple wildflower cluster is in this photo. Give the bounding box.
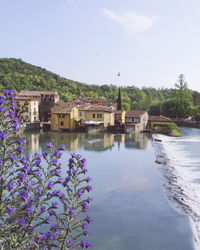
[0,90,92,249]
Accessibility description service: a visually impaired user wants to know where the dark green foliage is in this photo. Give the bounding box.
[192,91,200,106]
[167,122,179,132]
[117,88,122,110]
[148,101,162,115]
[0,59,199,118]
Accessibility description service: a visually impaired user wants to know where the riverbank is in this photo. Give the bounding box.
[152,128,200,250]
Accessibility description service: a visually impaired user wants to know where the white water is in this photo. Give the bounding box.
[152,128,200,249]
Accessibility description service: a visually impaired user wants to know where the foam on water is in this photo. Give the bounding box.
[152,131,200,249]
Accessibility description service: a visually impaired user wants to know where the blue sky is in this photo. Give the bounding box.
[1,0,200,91]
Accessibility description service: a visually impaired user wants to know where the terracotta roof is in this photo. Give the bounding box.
[18,90,58,97]
[15,96,39,101]
[72,97,116,107]
[125,110,147,118]
[77,104,113,113]
[51,102,76,114]
[149,115,171,122]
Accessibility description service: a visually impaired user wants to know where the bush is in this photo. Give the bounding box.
[0,90,92,249]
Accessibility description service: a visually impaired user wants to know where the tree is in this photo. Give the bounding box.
[170,74,193,117]
[117,88,122,110]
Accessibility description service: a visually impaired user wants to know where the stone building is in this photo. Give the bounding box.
[16,91,59,121]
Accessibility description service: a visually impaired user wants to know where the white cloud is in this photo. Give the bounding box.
[103,9,157,34]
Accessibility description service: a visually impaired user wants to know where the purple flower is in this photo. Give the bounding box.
[8,111,15,117]
[87,197,93,203]
[85,241,91,248]
[52,202,58,208]
[7,182,14,191]
[0,97,5,104]
[81,202,88,212]
[80,240,91,248]
[47,192,52,198]
[43,152,48,158]
[34,152,41,158]
[52,159,58,165]
[57,177,63,183]
[2,89,9,95]
[41,206,46,211]
[0,106,4,112]
[17,146,24,153]
[6,207,14,214]
[54,150,63,158]
[53,170,61,176]
[48,181,54,189]
[59,144,66,150]
[77,190,83,199]
[46,142,52,148]
[10,155,17,161]
[50,224,57,231]
[86,216,93,224]
[26,207,32,215]
[39,232,46,239]
[82,222,88,230]
[83,230,89,236]
[86,177,92,182]
[69,208,74,215]
[45,217,51,223]
[65,239,71,245]
[48,209,54,215]
[11,101,17,110]
[86,185,92,192]
[82,168,88,174]
[0,131,7,139]
[0,160,2,166]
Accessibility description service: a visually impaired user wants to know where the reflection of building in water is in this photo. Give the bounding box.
[114,134,125,149]
[125,133,148,149]
[26,133,40,153]
[83,133,114,151]
[39,132,79,152]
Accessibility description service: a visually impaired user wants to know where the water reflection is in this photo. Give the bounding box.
[23,132,149,153]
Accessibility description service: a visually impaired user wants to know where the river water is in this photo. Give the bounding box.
[153,127,200,250]
[23,131,195,250]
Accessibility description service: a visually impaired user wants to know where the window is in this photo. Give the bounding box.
[97,114,102,118]
[60,121,64,126]
[92,114,95,118]
[79,112,82,117]
[59,114,65,118]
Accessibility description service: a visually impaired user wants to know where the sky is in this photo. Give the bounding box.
[1,0,200,91]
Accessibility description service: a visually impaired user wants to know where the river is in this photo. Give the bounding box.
[22,131,195,250]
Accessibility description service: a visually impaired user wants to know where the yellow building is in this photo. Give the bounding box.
[115,110,126,125]
[51,102,78,131]
[15,96,39,122]
[148,115,171,131]
[78,104,114,127]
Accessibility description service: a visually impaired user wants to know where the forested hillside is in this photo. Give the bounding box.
[0,58,200,117]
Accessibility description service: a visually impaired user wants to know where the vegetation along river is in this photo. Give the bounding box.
[22,130,196,250]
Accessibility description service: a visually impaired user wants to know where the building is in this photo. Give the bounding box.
[125,110,148,133]
[16,91,59,121]
[148,115,172,131]
[115,110,126,125]
[51,102,78,131]
[77,104,115,128]
[14,96,39,123]
[72,97,116,111]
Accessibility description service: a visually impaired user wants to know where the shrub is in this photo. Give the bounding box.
[0,90,92,249]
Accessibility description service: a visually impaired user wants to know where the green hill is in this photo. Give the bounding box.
[0,58,190,111]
